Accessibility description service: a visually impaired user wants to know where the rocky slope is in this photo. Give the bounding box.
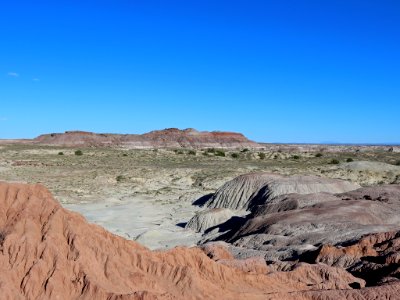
[205,173,360,210]
[2,181,400,299]
[188,173,400,262]
[32,128,261,149]
[0,181,375,299]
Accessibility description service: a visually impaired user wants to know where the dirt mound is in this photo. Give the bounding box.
[206,173,359,210]
[33,128,261,149]
[185,208,236,232]
[1,181,380,299]
[202,184,400,261]
[341,161,400,172]
[303,230,400,286]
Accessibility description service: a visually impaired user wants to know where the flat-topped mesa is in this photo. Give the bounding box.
[33,128,262,149]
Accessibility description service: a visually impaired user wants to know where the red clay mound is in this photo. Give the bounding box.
[1,181,398,299]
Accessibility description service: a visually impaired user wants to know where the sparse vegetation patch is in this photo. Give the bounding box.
[116,175,125,182]
[231,153,239,159]
[329,159,340,164]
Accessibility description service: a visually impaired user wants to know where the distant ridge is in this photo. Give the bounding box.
[32,128,262,149]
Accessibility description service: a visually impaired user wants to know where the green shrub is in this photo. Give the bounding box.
[346,158,354,162]
[116,175,124,182]
[273,154,278,159]
[329,159,340,164]
[292,155,300,160]
[395,160,400,166]
[315,153,323,157]
[122,153,128,157]
[74,150,83,156]
[231,153,239,159]
[188,150,196,155]
[258,152,266,160]
[215,150,226,157]
[241,148,249,153]
[206,148,216,153]
[58,152,64,155]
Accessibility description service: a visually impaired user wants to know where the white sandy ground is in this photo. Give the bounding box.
[64,195,203,250]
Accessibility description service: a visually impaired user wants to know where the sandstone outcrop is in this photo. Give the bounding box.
[33,128,261,149]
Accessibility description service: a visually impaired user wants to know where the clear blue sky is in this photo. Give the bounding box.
[1,1,399,143]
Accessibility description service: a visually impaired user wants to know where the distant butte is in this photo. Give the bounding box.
[31,128,262,149]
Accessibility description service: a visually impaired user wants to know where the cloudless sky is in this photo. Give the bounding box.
[1,0,399,143]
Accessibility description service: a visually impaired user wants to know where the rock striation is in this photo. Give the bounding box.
[0,182,399,300]
[191,172,400,263]
[33,128,261,149]
[1,181,384,300]
[185,208,236,233]
[205,173,360,210]
[302,230,400,287]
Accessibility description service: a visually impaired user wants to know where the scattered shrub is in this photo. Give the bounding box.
[116,175,124,182]
[231,153,239,159]
[258,152,266,160]
[395,160,400,166]
[273,154,278,159]
[346,158,354,162]
[74,150,83,156]
[58,152,64,155]
[292,155,300,160]
[188,150,196,155]
[329,159,340,164]
[241,148,249,153]
[315,153,323,157]
[122,153,128,157]
[206,148,216,153]
[215,150,226,157]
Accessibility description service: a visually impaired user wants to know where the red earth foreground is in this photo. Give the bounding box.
[1,181,399,299]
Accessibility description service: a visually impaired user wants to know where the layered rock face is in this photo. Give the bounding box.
[33,128,261,149]
[1,181,385,300]
[185,208,236,233]
[205,173,360,210]
[190,173,400,263]
[302,230,400,287]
